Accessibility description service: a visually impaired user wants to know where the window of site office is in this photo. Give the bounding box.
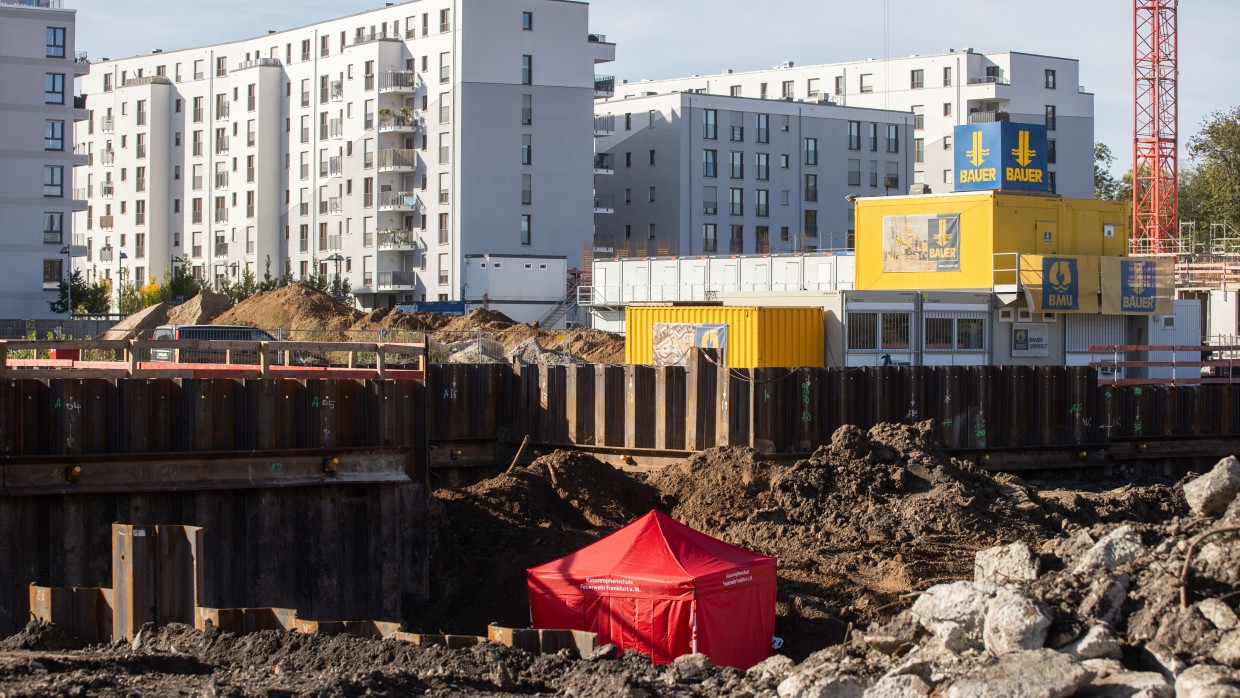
[847,311,910,351]
[924,315,986,351]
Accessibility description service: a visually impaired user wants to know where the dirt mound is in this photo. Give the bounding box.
[0,620,80,651]
[166,290,231,326]
[506,337,580,365]
[414,451,660,635]
[441,309,517,332]
[211,284,362,331]
[565,327,626,364]
[348,307,451,332]
[102,302,170,340]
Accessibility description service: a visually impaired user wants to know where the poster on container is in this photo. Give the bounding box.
[1021,254,1100,314]
[1011,323,1050,357]
[881,214,961,272]
[652,323,729,366]
[1100,257,1173,314]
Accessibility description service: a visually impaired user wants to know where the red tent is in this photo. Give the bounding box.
[526,510,776,670]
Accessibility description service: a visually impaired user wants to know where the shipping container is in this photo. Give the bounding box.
[624,305,825,368]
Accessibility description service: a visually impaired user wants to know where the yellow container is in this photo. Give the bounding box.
[854,192,1129,291]
[624,305,825,368]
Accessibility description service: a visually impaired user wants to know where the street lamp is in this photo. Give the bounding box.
[325,253,344,299]
[115,251,128,314]
[59,245,72,317]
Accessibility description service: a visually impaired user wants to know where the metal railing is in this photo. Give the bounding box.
[593,195,614,212]
[378,148,417,170]
[377,270,416,288]
[100,215,114,230]
[379,113,418,131]
[215,172,228,188]
[378,191,419,209]
[101,116,114,132]
[327,197,342,214]
[378,229,418,249]
[327,234,342,251]
[214,208,228,223]
[234,58,281,72]
[329,117,343,139]
[101,149,114,165]
[216,103,230,119]
[379,70,418,92]
[593,153,613,171]
[329,80,343,101]
[328,155,342,177]
[215,242,228,256]
[594,74,615,96]
[968,75,1010,85]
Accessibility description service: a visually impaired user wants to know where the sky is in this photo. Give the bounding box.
[74,0,1239,175]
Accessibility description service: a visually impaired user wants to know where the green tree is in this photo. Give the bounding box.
[220,266,259,305]
[117,279,143,314]
[1094,143,1123,201]
[48,269,111,315]
[154,255,203,304]
[1181,107,1240,231]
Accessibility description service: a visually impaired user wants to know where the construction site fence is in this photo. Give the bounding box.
[426,359,1240,452]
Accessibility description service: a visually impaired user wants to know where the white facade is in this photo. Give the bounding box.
[0,0,88,317]
[462,253,566,323]
[74,0,612,311]
[593,92,912,253]
[610,50,1094,198]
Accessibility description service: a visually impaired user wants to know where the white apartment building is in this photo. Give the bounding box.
[0,0,88,318]
[74,0,613,313]
[610,50,1094,199]
[593,92,912,253]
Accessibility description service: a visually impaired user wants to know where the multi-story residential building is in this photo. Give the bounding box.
[609,50,1094,199]
[593,92,912,253]
[75,0,612,313]
[0,0,88,318]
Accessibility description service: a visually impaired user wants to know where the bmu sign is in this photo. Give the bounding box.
[953,122,1049,192]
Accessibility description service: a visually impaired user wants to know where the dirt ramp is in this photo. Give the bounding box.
[212,284,362,331]
[166,290,231,326]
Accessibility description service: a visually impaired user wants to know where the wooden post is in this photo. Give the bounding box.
[593,364,608,446]
[566,364,581,444]
[127,339,138,376]
[654,366,669,450]
[377,344,387,380]
[259,342,270,378]
[624,364,637,449]
[685,350,701,450]
[716,363,732,447]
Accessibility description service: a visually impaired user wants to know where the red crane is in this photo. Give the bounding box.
[1132,0,1178,255]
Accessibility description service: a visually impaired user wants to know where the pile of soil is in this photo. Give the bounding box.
[101,302,170,340]
[166,290,231,326]
[506,337,579,365]
[212,284,362,332]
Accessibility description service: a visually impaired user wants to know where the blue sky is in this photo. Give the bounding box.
[75,0,1238,174]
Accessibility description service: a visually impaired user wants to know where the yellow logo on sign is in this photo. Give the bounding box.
[1011,130,1037,167]
[1049,261,1073,293]
[966,130,989,167]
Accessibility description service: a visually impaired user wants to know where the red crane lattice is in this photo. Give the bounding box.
[1132,0,1178,255]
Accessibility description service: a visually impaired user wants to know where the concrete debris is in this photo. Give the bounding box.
[1174,664,1240,697]
[747,654,795,683]
[1199,599,1240,632]
[1075,525,1146,574]
[910,581,996,653]
[777,672,866,698]
[1183,456,1240,518]
[861,674,932,698]
[940,649,1094,698]
[974,541,1039,584]
[1078,574,1131,626]
[982,587,1054,655]
[1214,631,1240,669]
[1062,624,1123,661]
[1076,671,1173,698]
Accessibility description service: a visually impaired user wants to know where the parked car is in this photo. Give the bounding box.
[149,325,289,365]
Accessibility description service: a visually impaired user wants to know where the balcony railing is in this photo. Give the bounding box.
[43,230,63,244]
[136,112,147,126]
[968,110,1010,124]
[99,247,114,262]
[215,137,229,154]
[328,234,342,251]
[588,33,607,43]
[328,155,343,177]
[135,177,145,192]
[136,144,146,158]
[378,191,419,210]
[215,242,228,256]
[329,79,344,101]
[101,116,114,133]
[379,70,418,93]
[377,229,418,249]
[594,74,615,97]
[378,112,418,132]
[101,149,115,165]
[101,183,114,198]
[439,66,450,83]
[215,172,228,188]
[329,117,343,139]
[594,114,614,134]
[72,186,91,199]
[215,103,230,119]
[327,197,342,215]
[233,57,282,72]
[968,75,1010,85]
[214,208,228,223]
[351,31,401,47]
[593,153,613,173]
[100,215,114,230]
[192,210,203,224]
[593,195,614,213]
[378,148,418,171]
[377,270,417,288]
[805,187,818,202]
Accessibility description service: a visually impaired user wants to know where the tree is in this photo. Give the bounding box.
[156,255,203,305]
[1181,107,1240,231]
[220,266,259,305]
[1094,142,1123,201]
[48,269,110,315]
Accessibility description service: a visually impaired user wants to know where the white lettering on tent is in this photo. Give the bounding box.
[722,570,753,587]
[580,577,640,593]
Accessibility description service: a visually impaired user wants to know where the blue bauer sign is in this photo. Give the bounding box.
[953,122,1049,192]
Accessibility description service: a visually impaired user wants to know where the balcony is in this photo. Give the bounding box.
[327,155,343,178]
[215,242,228,256]
[377,270,417,289]
[594,74,615,98]
[379,190,419,211]
[72,186,91,199]
[136,144,146,159]
[593,153,614,174]
[100,215,114,230]
[594,114,614,136]
[101,116,114,133]
[587,33,616,64]
[215,172,228,189]
[968,110,1010,124]
[214,208,228,223]
[378,148,417,172]
[593,194,614,214]
[100,149,115,166]
[328,117,344,140]
[99,247,114,263]
[136,112,147,126]
[805,187,818,202]
[378,229,418,251]
[233,57,282,72]
[215,137,229,155]
[351,31,401,47]
[327,197,342,215]
[215,103,230,119]
[71,143,91,166]
[378,112,418,133]
[379,70,418,94]
[329,79,344,101]
[327,234,342,251]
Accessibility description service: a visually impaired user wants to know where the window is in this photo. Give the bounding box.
[886,124,899,153]
[703,108,717,139]
[848,121,861,150]
[781,80,794,99]
[1047,139,1057,164]
[521,55,532,85]
[924,315,986,351]
[755,189,769,217]
[438,253,448,285]
[943,102,953,116]
[1045,69,1057,89]
[848,159,861,186]
[520,214,531,245]
[912,106,925,130]
[1048,171,1057,194]
[914,138,924,164]
[910,69,924,89]
[521,134,532,164]
[755,113,769,143]
[46,27,66,58]
[807,78,820,98]
[729,85,742,97]
[648,149,655,165]
[1045,105,1057,131]
[44,73,64,104]
[730,125,743,142]
[847,311,910,351]
[756,152,769,180]
[440,8,451,32]
[43,259,63,287]
[439,132,450,164]
[648,186,655,203]
[625,151,631,168]
[780,153,789,169]
[703,223,717,252]
[729,151,743,179]
[44,120,64,150]
[703,149,717,177]
[804,137,818,165]
[703,186,717,214]
[868,123,878,151]
[522,11,533,30]
[834,75,844,95]
[859,74,872,93]
[43,165,63,197]
[729,187,743,215]
[759,82,767,99]
[943,66,952,86]
[44,212,63,244]
[804,173,818,201]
